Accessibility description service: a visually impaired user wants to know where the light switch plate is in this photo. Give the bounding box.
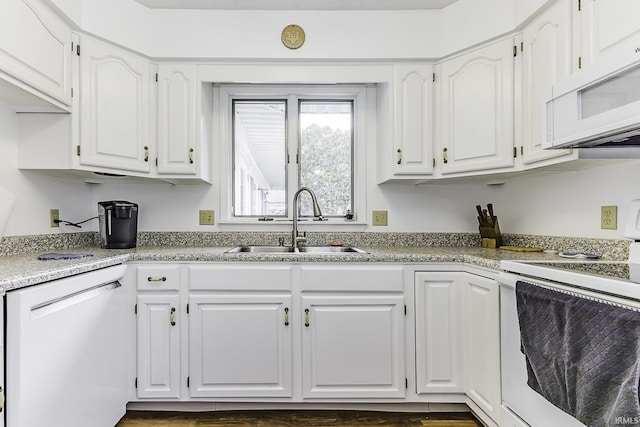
[199,210,215,225]
[372,210,388,226]
[601,205,617,230]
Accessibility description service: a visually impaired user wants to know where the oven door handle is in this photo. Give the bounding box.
[497,272,519,289]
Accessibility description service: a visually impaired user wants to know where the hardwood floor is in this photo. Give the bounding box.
[116,410,484,426]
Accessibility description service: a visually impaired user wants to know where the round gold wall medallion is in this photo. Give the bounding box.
[281,24,305,49]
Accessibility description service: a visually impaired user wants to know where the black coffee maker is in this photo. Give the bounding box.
[98,201,138,249]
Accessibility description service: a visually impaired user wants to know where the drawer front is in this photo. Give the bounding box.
[300,265,404,292]
[137,265,181,291]
[189,265,293,291]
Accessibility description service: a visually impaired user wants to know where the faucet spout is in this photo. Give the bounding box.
[292,187,324,249]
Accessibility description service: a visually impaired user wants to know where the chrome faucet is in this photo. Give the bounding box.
[292,187,324,249]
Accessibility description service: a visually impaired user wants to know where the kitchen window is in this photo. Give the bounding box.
[218,84,368,224]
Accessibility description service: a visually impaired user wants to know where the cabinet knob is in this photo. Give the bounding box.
[189,148,194,164]
[170,306,176,326]
[284,307,289,326]
[304,308,310,327]
[144,146,150,162]
[396,148,402,165]
[442,147,448,164]
[147,276,167,282]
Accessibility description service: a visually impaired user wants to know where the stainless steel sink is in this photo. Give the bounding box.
[226,245,367,254]
[226,245,297,253]
[297,246,367,253]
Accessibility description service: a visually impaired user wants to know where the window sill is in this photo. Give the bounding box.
[218,218,368,232]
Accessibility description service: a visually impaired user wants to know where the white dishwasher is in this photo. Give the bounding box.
[5,265,128,427]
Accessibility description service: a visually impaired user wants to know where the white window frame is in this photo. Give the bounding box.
[217,84,369,227]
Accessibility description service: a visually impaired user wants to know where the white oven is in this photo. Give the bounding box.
[498,261,640,427]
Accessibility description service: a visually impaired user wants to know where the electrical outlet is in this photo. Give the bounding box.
[199,209,215,225]
[50,209,60,228]
[372,210,388,226]
[601,205,617,230]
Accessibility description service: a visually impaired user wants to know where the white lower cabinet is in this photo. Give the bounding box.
[131,262,503,413]
[462,273,501,424]
[135,265,182,399]
[301,294,406,398]
[136,293,182,398]
[0,296,4,427]
[414,272,463,393]
[188,293,293,397]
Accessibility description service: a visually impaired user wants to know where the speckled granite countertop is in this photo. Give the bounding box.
[0,244,577,293]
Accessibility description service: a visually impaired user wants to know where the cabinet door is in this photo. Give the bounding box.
[580,0,640,67]
[463,274,501,424]
[301,294,405,398]
[188,294,292,397]
[438,37,515,174]
[415,272,463,393]
[0,0,72,106]
[157,63,197,175]
[136,293,181,399]
[393,63,434,176]
[521,0,575,165]
[0,299,3,427]
[78,35,154,173]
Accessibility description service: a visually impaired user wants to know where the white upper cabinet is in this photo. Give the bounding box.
[393,63,434,176]
[520,0,576,164]
[78,34,156,173]
[579,0,640,67]
[157,63,197,175]
[0,0,72,108]
[437,36,516,175]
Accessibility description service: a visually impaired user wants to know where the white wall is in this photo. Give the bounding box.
[52,0,443,60]
[2,98,639,240]
[0,104,94,236]
[2,0,638,241]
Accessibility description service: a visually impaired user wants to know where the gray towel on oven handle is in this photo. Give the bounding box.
[516,280,640,427]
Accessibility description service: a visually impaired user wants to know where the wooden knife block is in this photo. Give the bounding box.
[479,218,502,248]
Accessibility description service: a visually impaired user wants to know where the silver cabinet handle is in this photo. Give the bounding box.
[189,148,194,164]
[396,148,402,165]
[147,276,167,282]
[443,147,448,164]
[170,307,176,326]
[304,308,310,327]
[284,307,289,326]
[144,145,150,162]
[0,386,4,413]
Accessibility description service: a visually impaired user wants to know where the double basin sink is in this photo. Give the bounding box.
[226,245,367,254]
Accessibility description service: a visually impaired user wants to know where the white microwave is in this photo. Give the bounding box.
[545,46,640,150]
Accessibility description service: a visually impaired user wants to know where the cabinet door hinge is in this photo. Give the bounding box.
[76,145,81,156]
[135,377,138,388]
[432,72,436,83]
[71,42,74,52]
[134,303,137,315]
[520,42,524,52]
[76,44,80,56]
[513,146,517,158]
[432,158,436,168]
[405,378,408,389]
